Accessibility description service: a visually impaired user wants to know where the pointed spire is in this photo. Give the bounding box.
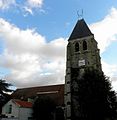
[68,19,93,40]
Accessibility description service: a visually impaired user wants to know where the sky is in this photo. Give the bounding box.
[0,0,117,91]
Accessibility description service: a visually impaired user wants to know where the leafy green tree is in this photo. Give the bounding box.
[33,96,56,120]
[75,68,117,120]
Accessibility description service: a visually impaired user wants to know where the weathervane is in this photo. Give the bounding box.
[77,9,83,19]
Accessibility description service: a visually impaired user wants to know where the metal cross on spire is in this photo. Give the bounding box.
[77,9,83,20]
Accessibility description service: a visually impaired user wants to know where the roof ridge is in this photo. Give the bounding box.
[16,84,64,90]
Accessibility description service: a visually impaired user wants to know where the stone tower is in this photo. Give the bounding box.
[64,19,102,120]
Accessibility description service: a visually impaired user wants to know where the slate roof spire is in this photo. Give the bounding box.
[68,19,93,40]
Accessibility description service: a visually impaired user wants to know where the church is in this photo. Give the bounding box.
[64,18,102,120]
[2,18,116,120]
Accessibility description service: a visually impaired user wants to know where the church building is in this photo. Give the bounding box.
[64,18,102,120]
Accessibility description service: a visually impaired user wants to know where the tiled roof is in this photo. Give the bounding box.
[69,19,93,40]
[11,84,64,106]
[13,99,32,108]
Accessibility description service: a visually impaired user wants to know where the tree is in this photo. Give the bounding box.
[0,79,13,94]
[55,106,65,120]
[33,96,56,120]
[75,68,117,120]
[0,79,13,113]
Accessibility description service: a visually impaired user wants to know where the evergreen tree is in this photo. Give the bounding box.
[76,68,117,120]
[0,79,13,94]
[0,79,13,113]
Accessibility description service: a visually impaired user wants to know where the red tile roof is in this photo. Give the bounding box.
[13,99,32,108]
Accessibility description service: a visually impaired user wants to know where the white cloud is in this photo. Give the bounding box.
[27,0,43,8]
[90,7,117,91]
[23,0,44,15]
[0,0,15,10]
[0,0,44,16]
[111,74,117,91]
[101,60,117,91]
[0,18,67,88]
[102,61,117,77]
[0,7,117,90]
[0,18,45,55]
[90,7,117,53]
[23,6,33,15]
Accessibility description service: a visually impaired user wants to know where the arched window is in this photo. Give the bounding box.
[83,41,87,50]
[75,42,79,52]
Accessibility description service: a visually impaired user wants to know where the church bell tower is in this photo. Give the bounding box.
[64,19,102,120]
